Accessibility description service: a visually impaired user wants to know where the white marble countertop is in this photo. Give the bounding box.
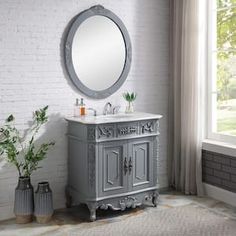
[66,112,162,124]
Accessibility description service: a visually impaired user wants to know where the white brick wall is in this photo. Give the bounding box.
[0,0,170,220]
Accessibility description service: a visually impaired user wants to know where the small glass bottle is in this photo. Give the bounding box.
[80,98,86,116]
[74,98,80,117]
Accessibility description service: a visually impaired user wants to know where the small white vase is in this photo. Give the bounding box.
[125,102,134,113]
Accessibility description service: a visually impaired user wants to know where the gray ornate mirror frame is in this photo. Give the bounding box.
[64,5,132,99]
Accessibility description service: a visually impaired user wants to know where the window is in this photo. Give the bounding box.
[208,0,236,144]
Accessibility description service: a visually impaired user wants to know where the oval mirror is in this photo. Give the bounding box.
[64,5,132,99]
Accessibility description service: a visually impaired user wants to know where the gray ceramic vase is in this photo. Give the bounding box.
[34,182,53,223]
[14,177,34,224]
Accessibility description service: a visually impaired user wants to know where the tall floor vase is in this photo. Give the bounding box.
[14,177,34,224]
[34,182,53,223]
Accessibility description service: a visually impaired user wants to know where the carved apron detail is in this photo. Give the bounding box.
[97,192,158,212]
[98,126,114,138]
[117,123,138,136]
[118,126,137,136]
[141,121,154,134]
[98,196,141,211]
[119,196,141,210]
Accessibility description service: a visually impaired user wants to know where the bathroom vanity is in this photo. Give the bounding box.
[66,112,162,221]
[64,5,162,221]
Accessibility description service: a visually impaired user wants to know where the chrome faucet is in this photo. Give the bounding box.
[103,102,112,115]
[103,103,121,115]
[112,105,121,114]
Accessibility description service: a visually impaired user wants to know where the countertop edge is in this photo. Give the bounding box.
[65,112,163,124]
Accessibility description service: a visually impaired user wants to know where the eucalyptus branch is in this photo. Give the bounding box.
[12,123,26,158]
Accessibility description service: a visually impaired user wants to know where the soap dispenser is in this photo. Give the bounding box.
[74,98,80,117]
[79,98,86,116]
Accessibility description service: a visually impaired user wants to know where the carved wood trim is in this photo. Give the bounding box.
[153,137,158,184]
[117,123,138,136]
[119,196,141,210]
[90,5,105,13]
[86,120,159,142]
[88,127,96,140]
[141,121,155,134]
[88,144,96,187]
[65,42,71,64]
[97,191,158,211]
[98,125,114,139]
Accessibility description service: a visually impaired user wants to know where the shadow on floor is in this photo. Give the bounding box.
[52,203,150,225]
[0,203,152,230]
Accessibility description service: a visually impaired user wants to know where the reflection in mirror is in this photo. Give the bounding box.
[72,16,126,91]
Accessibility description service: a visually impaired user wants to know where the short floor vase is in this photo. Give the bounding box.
[34,182,53,223]
[14,177,34,224]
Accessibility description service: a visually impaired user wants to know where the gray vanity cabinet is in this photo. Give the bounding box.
[66,114,161,221]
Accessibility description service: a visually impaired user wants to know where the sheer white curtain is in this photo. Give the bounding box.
[169,0,206,195]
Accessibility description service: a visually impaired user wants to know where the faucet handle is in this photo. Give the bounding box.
[87,108,97,116]
[112,105,121,114]
[103,102,112,115]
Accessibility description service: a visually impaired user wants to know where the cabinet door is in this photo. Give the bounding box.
[128,137,154,191]
[98,141,128,197]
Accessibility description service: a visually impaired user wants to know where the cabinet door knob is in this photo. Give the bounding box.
[128,157,133,174]
[124,157,128,175]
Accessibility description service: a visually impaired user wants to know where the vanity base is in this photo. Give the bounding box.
[66,115,162,222]
[66,188,159,221]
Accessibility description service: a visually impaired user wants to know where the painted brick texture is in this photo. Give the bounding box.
[202,150,236,193]
[0,0,170,220]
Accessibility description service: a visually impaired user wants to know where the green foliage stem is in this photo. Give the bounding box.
[0,106,55,177]
[123,92,137,102]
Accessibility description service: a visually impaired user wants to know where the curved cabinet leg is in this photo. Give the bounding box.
[87,202,97,221]
[152,191,159,207]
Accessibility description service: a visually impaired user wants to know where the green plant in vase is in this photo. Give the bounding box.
[123,92,137,113]
[0,106,55,223]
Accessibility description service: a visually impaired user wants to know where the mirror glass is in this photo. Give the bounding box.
[72,16,126,91]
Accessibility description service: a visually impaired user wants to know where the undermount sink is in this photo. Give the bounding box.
[66,112,162,125]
